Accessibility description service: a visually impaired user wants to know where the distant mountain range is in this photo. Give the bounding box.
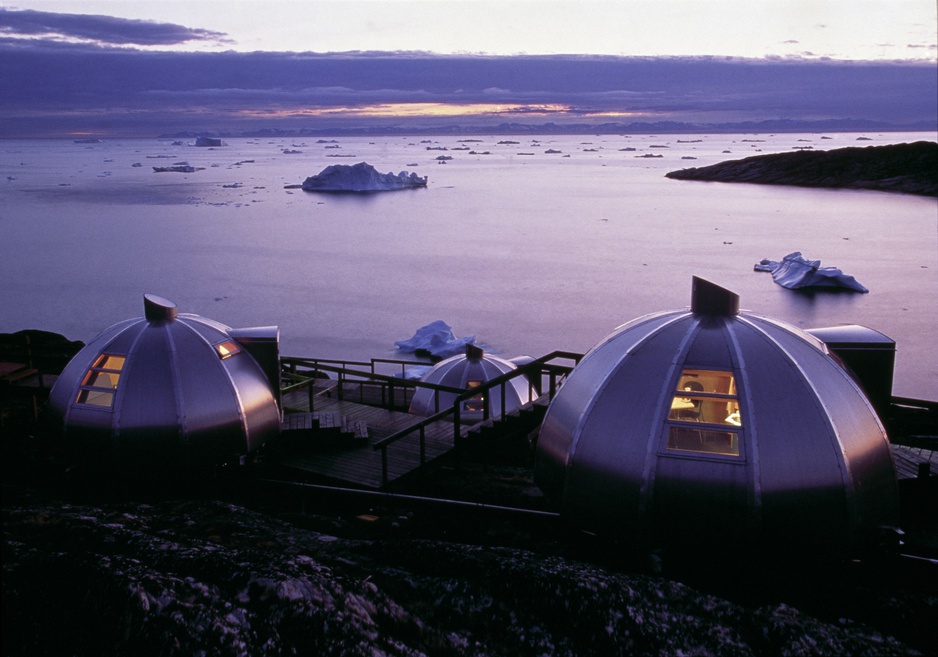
[159,118,935,140]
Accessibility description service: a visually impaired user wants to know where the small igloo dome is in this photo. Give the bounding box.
[48,294,282,469]
[534,278,899,562]
[409,344,533,420]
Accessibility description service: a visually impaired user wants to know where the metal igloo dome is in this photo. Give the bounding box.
[534,278,899,561]
[409,344,533,420]
[48,294,282,469]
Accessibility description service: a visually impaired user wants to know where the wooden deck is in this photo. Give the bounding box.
[891,444,936,480]
[269,393,462,490]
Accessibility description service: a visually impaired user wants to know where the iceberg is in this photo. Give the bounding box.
[301,162,427,192]
[394,320,476,360]
[754,252,868,292]
[192,136,224,147]
[152,164,202,173]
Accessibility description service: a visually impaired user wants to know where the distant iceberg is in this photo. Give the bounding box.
[755,252,868,292]
[192,136,224,147]
[301,162,427,192]
[153,164,202,173]
[395,320,475,360]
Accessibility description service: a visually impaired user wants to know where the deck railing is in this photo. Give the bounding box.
[371,350,583,485]
[280,356,467,411]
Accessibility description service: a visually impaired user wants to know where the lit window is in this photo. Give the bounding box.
[464,380,485,412]
[666,369,741,456]
[216,340,241,360]
[75,353,125,408]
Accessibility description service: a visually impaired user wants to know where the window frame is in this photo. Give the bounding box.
[74,353,126,409]
[662,368,745,460]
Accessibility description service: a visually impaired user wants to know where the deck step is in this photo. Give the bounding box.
[465,395,550,441]
[280,411,368,452]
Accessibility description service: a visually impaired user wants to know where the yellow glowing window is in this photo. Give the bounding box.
[215,341,241,360]
[666,369,741,456]
[464,380,485,412]
[75,353,125,408]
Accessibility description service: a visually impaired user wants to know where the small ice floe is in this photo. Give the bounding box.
[754,251,868,292]
[394,320,476,360]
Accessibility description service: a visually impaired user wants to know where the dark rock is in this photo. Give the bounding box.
[666,141,938,196]
[2,486,933,657]
[0,330,84,375]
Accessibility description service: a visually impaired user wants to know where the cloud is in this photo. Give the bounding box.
[0,7,229,46]
[0,40,934,137]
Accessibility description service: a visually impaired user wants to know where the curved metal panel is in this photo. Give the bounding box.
[47,296,282,468]
[409,352,530,418]
[534,284,898,560]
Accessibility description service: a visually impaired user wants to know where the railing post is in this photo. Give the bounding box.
[381,447,388,486]
[500,382,507,421]
[453,404,461,470]
[419,426,426,466]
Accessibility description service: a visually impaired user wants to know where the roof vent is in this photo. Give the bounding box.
[691,277,739,316]
[144,294,178,321]
[466,343,484,360]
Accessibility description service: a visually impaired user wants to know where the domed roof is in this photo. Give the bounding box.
[534,278,898,561]
[409,345,532,419]
[48,294,281,469]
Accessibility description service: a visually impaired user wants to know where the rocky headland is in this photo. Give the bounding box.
[666,141,938,197]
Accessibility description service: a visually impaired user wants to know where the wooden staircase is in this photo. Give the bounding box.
[462,395,552,447]
[279,410,369,452]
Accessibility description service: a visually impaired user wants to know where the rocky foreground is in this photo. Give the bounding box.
[3,472,936,657]
[666,141,938,196]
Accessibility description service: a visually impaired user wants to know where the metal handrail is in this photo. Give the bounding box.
[372,350,582,485]
[280,357,466,410]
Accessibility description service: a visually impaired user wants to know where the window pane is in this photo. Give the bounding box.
[677,370,735,395]
[216,341,241,359]
[669,398,740,425]
[94,354,126,371]
[667,427,739,456]
[76,388,114,407]
[83,370,120,389]
[464,380,484,411]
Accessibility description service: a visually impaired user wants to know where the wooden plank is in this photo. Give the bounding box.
[271,397,460,489]
[891,444,936,480]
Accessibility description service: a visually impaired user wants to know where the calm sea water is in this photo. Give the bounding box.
[1,132,935,398]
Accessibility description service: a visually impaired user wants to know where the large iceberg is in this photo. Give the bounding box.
[754,252,868,292]
[302,162,427,192]
[394,320,475,360]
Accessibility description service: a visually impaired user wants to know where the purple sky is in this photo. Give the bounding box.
[1,6,935,137]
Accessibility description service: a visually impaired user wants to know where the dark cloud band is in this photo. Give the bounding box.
[0,7,228,46]
[0,32,934,137]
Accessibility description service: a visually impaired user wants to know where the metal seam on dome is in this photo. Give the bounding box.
[163,322,188,450]
[637,313,701,518]
[724,318,761,520]
[565,311,690,479]
[110,320,151,443]
[736,314,859,530]
[179,316,251,450]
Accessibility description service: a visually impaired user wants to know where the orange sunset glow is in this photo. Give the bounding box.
[238,103,647,120]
